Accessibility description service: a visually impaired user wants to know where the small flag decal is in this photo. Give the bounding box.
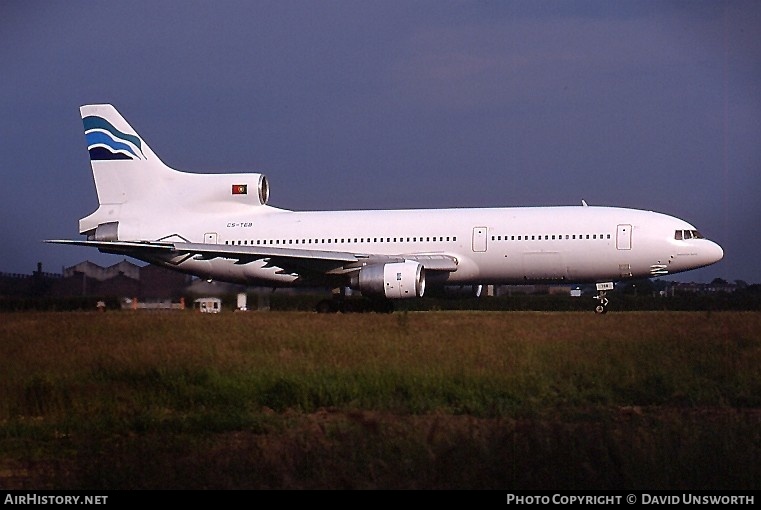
[232,184,248,195]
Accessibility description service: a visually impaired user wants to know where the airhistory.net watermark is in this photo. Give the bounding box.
[4,494,108,505]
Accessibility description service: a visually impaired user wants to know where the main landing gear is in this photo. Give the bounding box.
[594,282,614,314]
[315,298,394,314]
[316,288,395,314]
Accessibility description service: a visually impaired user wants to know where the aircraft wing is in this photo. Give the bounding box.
[45,239,459,275]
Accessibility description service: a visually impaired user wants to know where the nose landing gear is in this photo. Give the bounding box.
[594,282,614,314]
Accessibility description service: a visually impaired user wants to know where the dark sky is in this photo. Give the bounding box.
[2,1,759,283]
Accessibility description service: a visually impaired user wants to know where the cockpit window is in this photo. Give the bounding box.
[675,230,704,240]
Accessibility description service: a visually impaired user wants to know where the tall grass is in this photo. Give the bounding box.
[3,311,759,421]
[0,311,759,488]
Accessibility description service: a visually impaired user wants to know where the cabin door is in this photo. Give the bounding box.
[616,224,632,250]
[472,227,487,252]
[204,232,218,244]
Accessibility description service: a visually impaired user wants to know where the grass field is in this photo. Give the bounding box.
[1,310,760,489]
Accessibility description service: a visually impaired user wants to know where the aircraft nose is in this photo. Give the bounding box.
[704,241,724,265]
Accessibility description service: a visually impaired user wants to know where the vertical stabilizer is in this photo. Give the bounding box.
[78,104,176,236]
[77,104,274,241]
[80,104,169,207]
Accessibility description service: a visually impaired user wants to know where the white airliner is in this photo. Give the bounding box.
[47,104,724,313]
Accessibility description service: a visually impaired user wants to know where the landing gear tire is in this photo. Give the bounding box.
[594,293,609,314]
[315,298,394,313]
[316,299,338,314]
[375,300,394,314]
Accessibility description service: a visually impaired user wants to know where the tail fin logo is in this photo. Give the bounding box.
[83,115,146,161]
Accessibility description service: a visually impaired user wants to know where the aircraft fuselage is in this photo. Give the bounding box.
[129,205,722,287]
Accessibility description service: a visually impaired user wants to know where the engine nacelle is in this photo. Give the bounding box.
[354,261,425,299]
[185,173,270,209]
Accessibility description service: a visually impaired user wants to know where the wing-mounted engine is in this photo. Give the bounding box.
[351,261,425,299]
